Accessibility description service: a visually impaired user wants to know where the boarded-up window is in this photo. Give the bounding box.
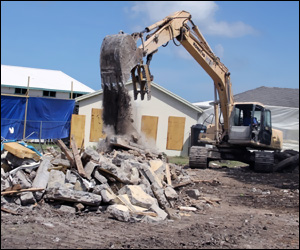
[141,115,159,142]
[90,108,105,142]
[70,114,86,148]
[166,116,186,150]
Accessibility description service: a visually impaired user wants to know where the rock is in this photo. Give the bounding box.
[100,188,117,204]
[137,163,163,188]
[81,147,100,166]
[74,179,89,192]
[151,182,170,209]
[118,185,158,209]
[112,152,134,166]
[100,162,131,184]
[47,170,65,189]
[93,170,108,184]
[107,204,131,222]
[185,189,200,199]
[45,188,102,206]
[20,191,36,206]
[32,156,52,201]
[84,161,98,180]
[1,169,11,191]
[74,203,85,212]
[65,170,77,184]
[92,184,110,195]
[164,185,178,200]
[149,203,168,221]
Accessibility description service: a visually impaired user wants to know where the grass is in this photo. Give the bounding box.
[167,156,189,166]
[167,156,248,168]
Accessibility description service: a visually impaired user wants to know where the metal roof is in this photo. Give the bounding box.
[1,65,94,93]
[234,86,299,108]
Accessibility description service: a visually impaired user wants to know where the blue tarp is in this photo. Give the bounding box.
[1,95,75,140]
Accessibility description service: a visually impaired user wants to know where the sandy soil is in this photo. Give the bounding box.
[1,165,299,249]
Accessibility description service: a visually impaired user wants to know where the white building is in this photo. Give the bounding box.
[75,81,203,156]
[1,65,94,99]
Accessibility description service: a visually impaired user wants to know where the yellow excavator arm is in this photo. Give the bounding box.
[134,10,234,138]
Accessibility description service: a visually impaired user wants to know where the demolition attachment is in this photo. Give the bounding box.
[100,32,152,100]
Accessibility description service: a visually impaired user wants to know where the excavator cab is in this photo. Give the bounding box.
[228,103,277,148]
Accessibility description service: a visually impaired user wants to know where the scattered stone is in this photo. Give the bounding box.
[185,189,201,199]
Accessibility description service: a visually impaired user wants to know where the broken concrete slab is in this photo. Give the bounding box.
[14,170,32,189]
[137,163,163,188]
[93,170,108,184]
[149,203,168,221]
[47,170,66,189]
[164,185,178,200]
[84,161,98,180]
[65,170,77,184]
[100,187,117,204]
[81,147,101,166]
[45,188,102,206]
[20,191,36,206]
[99,162,131,184]
[32,156,52,201]
[112,152,135,166]
[151,182,170,209]
[118,185,158,209]
[107,204,131,222]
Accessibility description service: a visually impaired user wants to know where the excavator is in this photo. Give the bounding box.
[100,10,298,172]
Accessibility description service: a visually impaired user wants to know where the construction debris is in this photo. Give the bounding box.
[0,136,201,223]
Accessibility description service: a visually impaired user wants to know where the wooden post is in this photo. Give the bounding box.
[56,139,75,167]
[70,134,87,178]
[23,76,30,140]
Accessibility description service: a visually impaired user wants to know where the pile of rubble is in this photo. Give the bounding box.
[1,136,200,223]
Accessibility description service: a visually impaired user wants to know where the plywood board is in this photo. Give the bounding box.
[90,108,105,142]
[166,116,186,151]
[70,114,85,148]
[3,142,40,161]
[141,115,159,142]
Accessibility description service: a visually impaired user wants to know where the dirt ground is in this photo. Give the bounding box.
[1,164,299,249]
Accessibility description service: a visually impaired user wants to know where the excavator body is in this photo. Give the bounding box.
[99,11,298,172]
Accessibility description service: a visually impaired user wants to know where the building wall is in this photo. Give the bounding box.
[78,84,201,156]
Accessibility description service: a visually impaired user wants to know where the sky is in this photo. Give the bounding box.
[1,1,299,103]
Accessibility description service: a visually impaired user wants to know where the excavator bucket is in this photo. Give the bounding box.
[100,33,144,134]
[100,33,143,88]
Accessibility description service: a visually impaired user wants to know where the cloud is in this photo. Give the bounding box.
[130,1,257,38]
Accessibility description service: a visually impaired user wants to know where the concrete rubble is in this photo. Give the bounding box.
[1,137,199,223]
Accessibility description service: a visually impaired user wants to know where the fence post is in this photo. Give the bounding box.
[23,76,30,140]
